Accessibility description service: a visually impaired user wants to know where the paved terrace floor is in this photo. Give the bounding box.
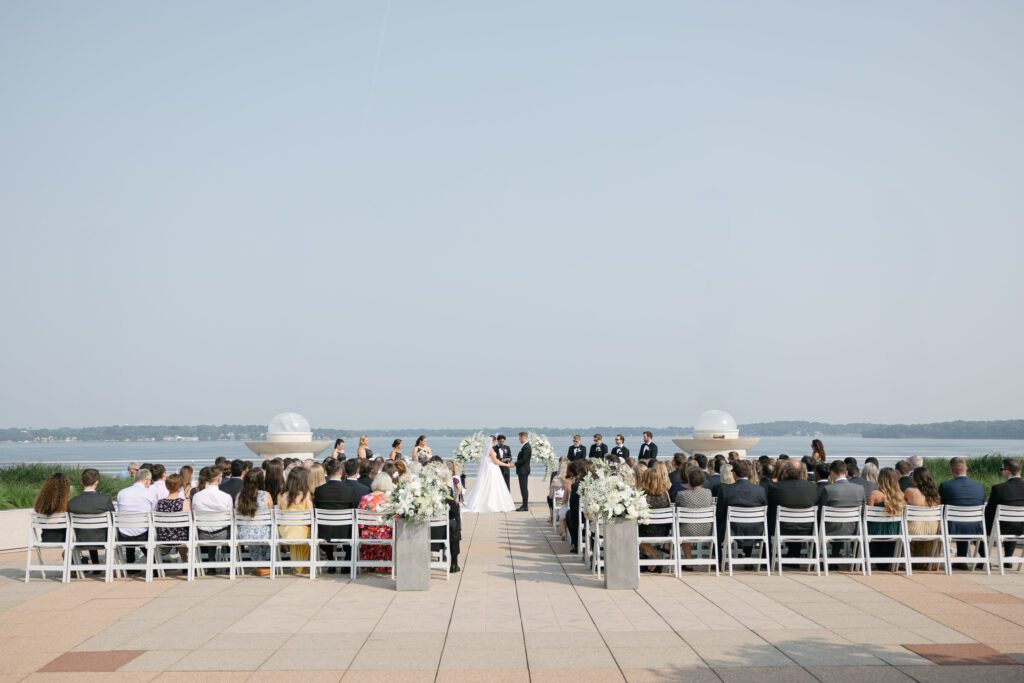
[1,509,1023,682]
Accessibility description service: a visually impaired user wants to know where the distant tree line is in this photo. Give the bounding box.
[861,420,1024,439]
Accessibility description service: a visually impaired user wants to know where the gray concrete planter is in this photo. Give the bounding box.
[394,519,431,591]
[603,518,640,590]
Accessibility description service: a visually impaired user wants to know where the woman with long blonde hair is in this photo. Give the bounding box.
[357,435,372,459]
[866,468,905,571]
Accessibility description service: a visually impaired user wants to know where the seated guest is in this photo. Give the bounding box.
[668,468,687,501]
[358,474,395,572]
[715,460,768,562]
[895,460,914,492]
[548,458,568,524]
[865,456,880,468]
[866,468,905,570]
[558,461,578,540]
[567,460,587,553]
[191,468,233,572]
[818,461,866,537]
[847,463,876,497]
[150,464,168,499]
[116,469,159,571]
[768,461,819,558]
[432,476,462,573]
[704,458,722,493]
[939,457,985,564]
[235,469,272,576]
[120,462,139,480]
[307,463,327,493]
[155,474,191,565]
[814,462,832,486]
[904,467,942,567]
[676,467,713,569]
[862,462,880,486]
[313,459,369,573]
[278,468,314,575]
[358,459,374,488]
[67,468,114,564]
[986,458,1024,565]
[669,453,687,488]
[33,472,71,542]
[178,465,195,500]
[759,461,778,493]
[264,460,285,506]
[638,467,671,572]
[219,459,245,502]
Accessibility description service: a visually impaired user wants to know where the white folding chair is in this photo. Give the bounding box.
[905,505,950,574]
[313,509,355,577]
[192,509,235,579]
[582,512,591,564]
[152,511,194,580]
[863,505,911,576]
[577,508,586,558]
[773,506,820,575]
[25,513,70,583]
[233,508,275,578]
[67,513,114,582]
[819,506,866,575]
[637,508,678,576]
[723,506,770,576]
[676,506,719,575]
[943,504,989,575]
[552,489,565,532]
[110,511,154,581]
[992,504,1024,575]
[353,509,394,578]
[273,509,316,579]
[429,516,451,580]
[591,519,605,576]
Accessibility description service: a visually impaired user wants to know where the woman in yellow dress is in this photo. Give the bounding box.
[277,467,313,575]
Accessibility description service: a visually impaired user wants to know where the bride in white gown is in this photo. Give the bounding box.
[463,435,516,513]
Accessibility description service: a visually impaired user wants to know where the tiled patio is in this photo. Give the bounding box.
[1,509,1023,682]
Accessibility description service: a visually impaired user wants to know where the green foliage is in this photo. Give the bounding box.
[0,464,132,510]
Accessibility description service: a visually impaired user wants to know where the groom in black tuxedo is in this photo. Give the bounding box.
[495,434,513,490]
[515,431,531,511]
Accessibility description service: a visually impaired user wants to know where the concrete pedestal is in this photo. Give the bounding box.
[603,518,640,590]
[395,519,431,591]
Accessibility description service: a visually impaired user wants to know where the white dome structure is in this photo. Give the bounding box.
[245,411,332,460]
[267,412,312,441]
[672,409,760,459]
[693,410,739,439]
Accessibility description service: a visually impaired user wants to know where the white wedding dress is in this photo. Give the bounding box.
[463,437,516,513]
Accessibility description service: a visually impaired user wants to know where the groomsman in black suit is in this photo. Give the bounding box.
[638,431,658,463]
[610,434,629,460]
[589,434,609,459]
[567,435,587,462]
[495,434,513,490]
[515,432,532,511]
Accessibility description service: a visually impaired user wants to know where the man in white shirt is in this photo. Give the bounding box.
[150,464,169,500]
[115,469,159,570]
[191,470,234,571]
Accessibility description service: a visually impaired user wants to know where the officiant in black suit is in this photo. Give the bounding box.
[610,434,629,460]
[567,435,586,462]
[495,434,513,490]
[589,434,609,460]
[638,431,658,463]
[515,432,531,511]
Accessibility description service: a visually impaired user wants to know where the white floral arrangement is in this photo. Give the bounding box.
[383,468,452,522]
[578,462,651,523]
[528,432,556,473]
[453,431,486,463]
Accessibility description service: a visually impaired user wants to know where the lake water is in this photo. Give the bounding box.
[2,435,1022,476]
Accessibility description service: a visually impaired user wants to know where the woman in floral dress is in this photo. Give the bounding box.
[358,474,395,570]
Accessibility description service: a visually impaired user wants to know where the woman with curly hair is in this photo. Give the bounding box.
[34,473,71,542]
[904,467,942,567]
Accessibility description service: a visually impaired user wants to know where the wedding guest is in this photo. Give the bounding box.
[895,460,914,491]
[278,468,313,575]
[814,463,832,486]
[759,461,778,493]
[715,460,767,561]
[862,462,880,486]
[566,461,586,553]
[768,461,819,558]
[67,468,114,565]
[120,462,139,480]
[865,457,880,468]
[638,431,658,463]
[235,469,273,576]
[811,439,827,463]
[676,467,713,569]
[358,459,374,488]
[389,439,403,460]
[985,458,1024,564]
[357,435,373,459]
[610,434,629,460]
[220,461,233,483]
[394,460,408,480]
[313,459,368,572]
[150,464,168,499]
[264,460,286,506]
[308,463,327,493]
[331,438,346,460]
[719,464,735,487]
[654,462,671,495]
[669,453,688,488]
[447,461,464,502]
[848,463,876,497]
[191,471,233,573]
[33,473,71,542]
[866,468,905,570]
[589,434,609,460]
[413,435,432,460]
[382,461,399,482]
[179,465,195,499]
[705,458,722,493]
[220,460,245,502]
[155,474,190,565]
[117,469,159,572]
[904,468,942,567]
[728,452,740,464]
[567,435,586,462]
[548,458,568,524]
[358,474,395,572]
[638,468,671,572]
[558,462,577,539]
[818,461,865,542]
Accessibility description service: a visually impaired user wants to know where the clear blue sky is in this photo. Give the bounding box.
[1,2,1022,429]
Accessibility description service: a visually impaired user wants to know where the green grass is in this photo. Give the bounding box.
[0,464,133,511]
[923,454,1010,499]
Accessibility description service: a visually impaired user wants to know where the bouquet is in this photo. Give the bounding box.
[527,432,556,473]
[453,431,486,463]
[578,462,651,524]
[383,468,452,522]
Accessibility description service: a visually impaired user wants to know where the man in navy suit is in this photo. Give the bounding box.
[939,457,986,564]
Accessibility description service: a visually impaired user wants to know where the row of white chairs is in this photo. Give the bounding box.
[25,508,452,583]
[573,503,1024,577]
